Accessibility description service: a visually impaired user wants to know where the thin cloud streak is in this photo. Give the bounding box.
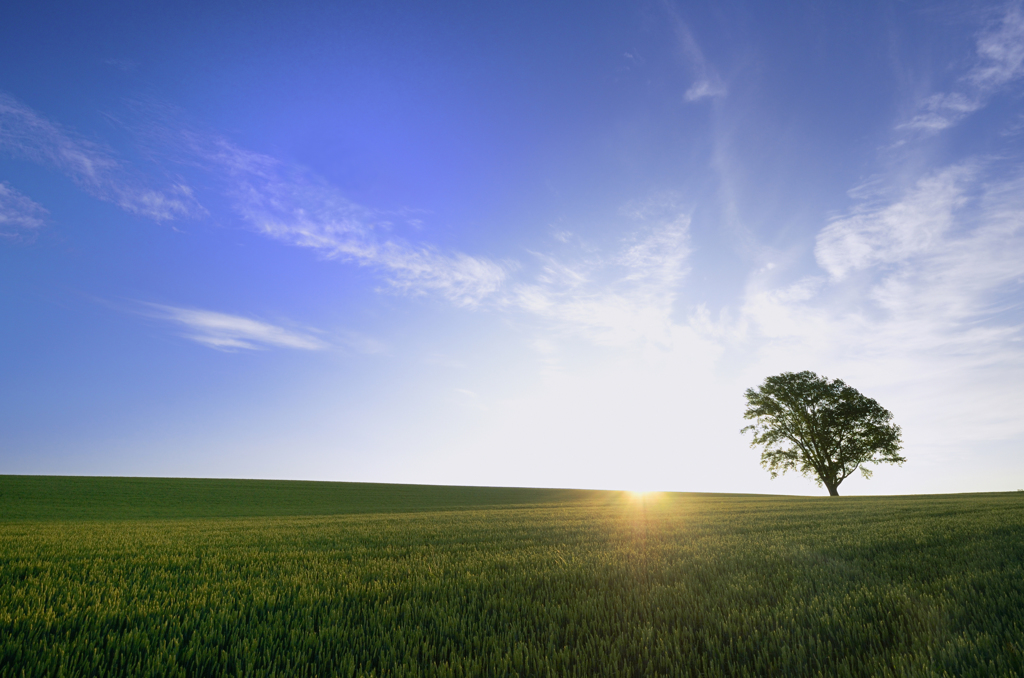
[685,79,727,103]
[142,303,329,351]
[0,182,47,237]
[660,2,727,102]
[190,136,508,307]
[899,4,1024,135]
[0,92,203,221]
[899,93,982,133]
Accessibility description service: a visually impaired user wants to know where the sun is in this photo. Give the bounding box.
[625,490,661,502]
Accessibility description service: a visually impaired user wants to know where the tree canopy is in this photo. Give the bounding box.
[742,371,904,496]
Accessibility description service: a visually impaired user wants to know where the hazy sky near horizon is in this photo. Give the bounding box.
[2,1,1023,495]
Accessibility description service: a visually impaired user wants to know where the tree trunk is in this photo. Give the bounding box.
[825,481,839,497]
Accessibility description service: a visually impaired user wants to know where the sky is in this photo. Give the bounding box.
[2,1,1023,496]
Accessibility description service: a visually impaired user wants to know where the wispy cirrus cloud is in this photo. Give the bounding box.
[684,78,728,103]
[900,4,1024,134]
[660,2,727,102]
[0,93,203,221]
[899,93,983,134]
[970,3,1024,89]
[788,161,1023,349]
[815,161,1024,333]
[0,95,504,307]
[815,165,974,279]
[0,182,47,238]
[511,197,690,347]
[142,303,328,351]
[184,135,508,307]
[865,170,1024,334]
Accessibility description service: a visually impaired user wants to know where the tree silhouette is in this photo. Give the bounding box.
[742,371,904,496]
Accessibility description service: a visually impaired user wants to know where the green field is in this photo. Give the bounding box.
[1,476,1022,677]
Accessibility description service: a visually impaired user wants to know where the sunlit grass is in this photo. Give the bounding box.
[1,477,1022,677]
[624,489,664,504]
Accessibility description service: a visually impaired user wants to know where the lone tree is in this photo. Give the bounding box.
[742,371,904,496]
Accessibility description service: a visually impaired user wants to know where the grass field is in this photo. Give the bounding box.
[1,476,1022,677]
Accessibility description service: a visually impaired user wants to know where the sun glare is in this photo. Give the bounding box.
[626,490,661,502]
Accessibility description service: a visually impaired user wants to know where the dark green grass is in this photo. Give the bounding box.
[0,475,613,521]
[1,476,1023,677]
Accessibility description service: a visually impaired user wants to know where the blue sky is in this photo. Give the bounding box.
[2,1,1023,495]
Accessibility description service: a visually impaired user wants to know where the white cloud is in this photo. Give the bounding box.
[510,199,690,347]
[0,92,203,221]
[685,79,727,102]
[899,4,1024,136]
[815,165,973,279]
[0,182,47,237]
[794,164,1023,353]
[662,3,727,103]
[969,3,1024,89]
[898,93,982,132]
[142,303,328,351]
[194,137,507,307]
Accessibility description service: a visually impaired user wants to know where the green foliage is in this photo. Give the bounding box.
[742,371,904,496]
[2,477,1023,677]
